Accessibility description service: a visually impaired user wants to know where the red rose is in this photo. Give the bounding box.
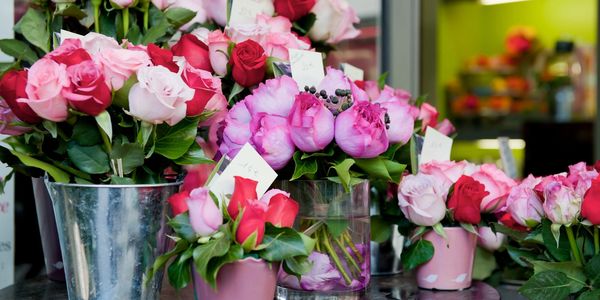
[274,0,316,21]
[171,34,212,72]
[48,39,92,66]
[63,61,112,116]
[447,175,488,224]
[0,70,41,123]
[499,212,528,232]
[227,176,259,220]
[582,175,600,224]
[265,193,299,227]
[181,64,222,116]
[168,190,190,216]
[236,201,267,250]
[231,40,267,87]
[147,43,179,73]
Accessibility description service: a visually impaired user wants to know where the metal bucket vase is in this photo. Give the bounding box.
[45,180,180,300]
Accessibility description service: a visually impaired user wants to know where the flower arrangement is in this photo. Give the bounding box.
[148,175,314,293]
[493,162,600,300]
[0,32,219,184]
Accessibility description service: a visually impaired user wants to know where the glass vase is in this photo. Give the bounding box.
[275,180,370,298]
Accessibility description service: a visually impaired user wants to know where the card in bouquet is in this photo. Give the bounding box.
[420,128,453,165]
[289,49,325,90]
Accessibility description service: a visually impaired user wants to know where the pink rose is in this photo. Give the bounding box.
[419,160,468,188]
[419,103,439,132]
[0,98,30,136]
[181,64,225,117]
[478,226,505,252]
[170,0,207,31]
[471,163,516,213]
[187,187,223,236]
[99,48,151,90]
[203,0,227,26]
[506,175,544,227]
[207,30,230,76]
[244,76,299,117]
[20,58,70,122]
[535,173,569,198]
[63,60,112,116]
[47,39,92,67]
[567,162,599,197]
[288,93,335,152]
[81,32,121,55]
[436,119,456,136]
[398,174,447,226]
[543,180,581,225]
[250,114,295,170]
[335,101,389,158]
[111,0,135,8]
[128,66,194,125]
[308,0,360,44]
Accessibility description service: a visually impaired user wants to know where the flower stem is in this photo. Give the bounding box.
[334,236,361,276]
[595,227,599,255]
[321,229,352,285]
[566,226,583,266]
[123,8,130,38]
[343,232,364,263]
[142,1,149,32]
[93,2,100,33]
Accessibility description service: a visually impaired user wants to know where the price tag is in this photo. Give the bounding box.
[289,49,325,90]
[0,157,14,289]
[228,0,274,27]
[420,128,453,165]
[208,143,278,205]
[341,63,364,81]
[498,137,517,179]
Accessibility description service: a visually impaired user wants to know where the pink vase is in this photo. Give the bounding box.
[416,227,477,290]
[193,258,279,300]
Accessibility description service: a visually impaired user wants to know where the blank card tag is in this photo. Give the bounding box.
[420,128,453,165]
[208,143,277,204]
[229,0,271,27]
[341,63,364,81]
[289,49,325,90]
[60,30,84,44]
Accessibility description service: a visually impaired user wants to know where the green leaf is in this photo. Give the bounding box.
[507,245,540,267]
[72,118,102,146]
[137,121,153,148]
[518,271,571,300]
[300,147,334,160]
[113,75,137,109]
[110,175,135,184]
[0,39,38,64]
[542,219,571,262]
[578,290,600,300]
[292,13,316,35]
[325,219,348,239]
[11,151,70,183]
[383,160,406,183]
[259,224,313,261]
[460,223,479,236]
[165,7,196,28]
[42,120,58,138]
[228,83,245,103]
[401,239,434,271]
[204,244,243,289]
[584,254,600,287]
[168,213,197,243]
[550,223,562,248]
[472,246,498,280]
[409,135,418,174]
[193,235,231,283]
[291,151,317,180]
[377,72,388,90]
[142,18,170,45]
[332,158,355,191]
[145,239,189,284]
[14,8,50,53]
[492,222,528,242]
[530,260,586,293]
[432,223,447,240]
[55,4,87,19]
[174,142,213,165]
[415,94,428,107]
[355,157,391,181]
[95,111,113,142]
[371,215,392,243]
[67,143,110,174]
[155,117,199,160]
[283,255,313,280]
[167,259,191,290]
[110,143,144,174]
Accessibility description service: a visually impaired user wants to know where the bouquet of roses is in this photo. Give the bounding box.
[148,175,314,291]
[494,162,600,300]
[0,32,221,184]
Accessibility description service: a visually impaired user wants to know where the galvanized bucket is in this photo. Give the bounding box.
[45,180,180,300]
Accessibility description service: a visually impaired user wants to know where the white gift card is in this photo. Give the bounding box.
[420,128,453,165]
[60,30,84,44]
[289,49,325,90]
[228,0,272,27]
[341,63,364,81]
[208,143,278,205]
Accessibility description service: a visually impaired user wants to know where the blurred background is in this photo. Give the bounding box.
[0,0,597,287]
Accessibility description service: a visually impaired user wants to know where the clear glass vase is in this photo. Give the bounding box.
[275,180,370,298]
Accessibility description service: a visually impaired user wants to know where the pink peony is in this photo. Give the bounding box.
[244,76,299,117]
[187,187,223,236]
[398,174,447,226]
[207,30,230,76]
[20,58,70,122]
[372,90,417,145]
[219,100,253,158]
[317,67,351,98]
[250,114,295,170]
[471,163,517,213]
[334,101,388,158]
[506,175,544,227]
[287,93,335,152]
[308,0,360,44]
[419,160,468,188]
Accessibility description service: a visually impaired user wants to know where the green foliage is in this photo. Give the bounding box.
[291,151,317,180]
[370,215,392,243]
[401,239,434,271]
[14,8,50,53]
[0,39,38,64]
[155,117,199,160]
[519,271,571,300]
[66,143,110,174]
[259,224,314,261]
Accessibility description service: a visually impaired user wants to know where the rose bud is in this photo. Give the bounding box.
[181,64,224,117]
[250,114,295,170]
[581,176,600,224]
[147,43,179,73]
[208,30,230,76]
[447,175,489,224]
[47,39,92,67]
[227,176,259,220]
[288,93,334,152]
[172,34,212,72]
[334,101,389,158]
[236,201,267,251]
[110,0,136,8]
[274,0,316,21]
[63,61,112,116]
[187,187,223,236]
[19,58,70,122]
[168,190,190,216]
[419,102,439,132]
[261,189,299,227]
[0,70,41,123]
[128,65,194,125]
[471,163,516,213]
[231,39,267,87]
[436,118,456,136]
[506,175,545,228]
[308,0,360,44]
[477,226,505,252]
[398,174,447,226]
[151,0,171,10]
[543,181,581,225]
